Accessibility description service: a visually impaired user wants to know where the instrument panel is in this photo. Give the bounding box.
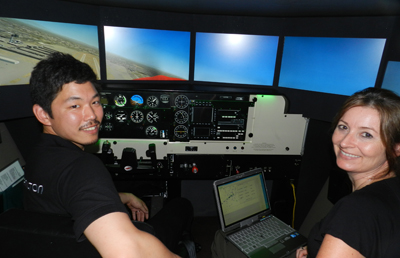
[89,90,309,180]
[99,90,253,141]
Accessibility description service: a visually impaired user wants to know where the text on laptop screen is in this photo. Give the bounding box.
[217,173,269,227]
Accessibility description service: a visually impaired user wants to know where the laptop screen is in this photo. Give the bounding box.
[215,169,270,228]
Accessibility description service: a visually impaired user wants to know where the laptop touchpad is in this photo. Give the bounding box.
[270,243,285,254]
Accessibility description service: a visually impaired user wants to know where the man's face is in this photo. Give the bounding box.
[45,81,103,149]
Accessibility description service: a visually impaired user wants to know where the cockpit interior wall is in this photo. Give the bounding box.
[385,17,400,60]
[1,0,400,225]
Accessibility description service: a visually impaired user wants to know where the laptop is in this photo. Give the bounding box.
[213,168,307,258]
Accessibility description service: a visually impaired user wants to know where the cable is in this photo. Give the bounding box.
[290,182,297,228]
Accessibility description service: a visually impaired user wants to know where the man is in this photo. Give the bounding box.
[24,52,192,258]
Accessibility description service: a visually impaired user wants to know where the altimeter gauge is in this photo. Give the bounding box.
[174,110,188,124]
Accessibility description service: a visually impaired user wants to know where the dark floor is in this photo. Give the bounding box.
[191,216,220,258]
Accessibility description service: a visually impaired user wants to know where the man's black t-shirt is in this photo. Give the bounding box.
[24,134,127,241]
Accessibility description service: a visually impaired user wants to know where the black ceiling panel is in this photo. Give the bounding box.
[63,0,400,17]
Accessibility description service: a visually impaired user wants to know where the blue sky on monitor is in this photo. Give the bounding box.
[194,33,279,86]
[382,61,400,96]
[279,37,386,96]
[104,26,190,80]
[15,18,99,48]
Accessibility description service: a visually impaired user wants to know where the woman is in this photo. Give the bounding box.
[297,87,400,258]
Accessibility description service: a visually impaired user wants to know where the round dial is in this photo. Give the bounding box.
[104,111,113,120]
[174,125,188,138]
[145,126,158,137]
[146,111,159,123]
[114,94,127,107]
[130,110,144,123]
[174,110,188,124]
[102,123,114,132]
[175,95,189,109]
[146,96,159,108]
[115,110,128,123]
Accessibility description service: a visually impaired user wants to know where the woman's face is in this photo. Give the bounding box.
[332,106,388,176]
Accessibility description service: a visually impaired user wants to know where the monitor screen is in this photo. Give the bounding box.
[104,26,191,81]
[194,32,279,86]
[381,61,400,96]
[279,37,386,96]
[0,17,100,86]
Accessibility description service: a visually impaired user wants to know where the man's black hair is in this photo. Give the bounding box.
[30,52,99,118]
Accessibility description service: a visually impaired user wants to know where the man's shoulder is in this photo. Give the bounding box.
[29,134,103,171]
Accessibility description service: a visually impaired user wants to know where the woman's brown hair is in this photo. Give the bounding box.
[332,87,400,176]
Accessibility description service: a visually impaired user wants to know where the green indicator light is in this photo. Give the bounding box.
[256,95,276,101]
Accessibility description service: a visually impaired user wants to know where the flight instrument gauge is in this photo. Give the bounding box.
[115,110,128,123]
[131,110,144,123]
[102,123,114,132]
[130,95,144,106]
[146,96,159,108]
[175,95,189,109]
[104,111,113,120]
[174,125,188,138]
[146,111,159,123]
[145,126,158,137]
[160,94,170,104]
[114,94,127,107]
[174,110,188,124]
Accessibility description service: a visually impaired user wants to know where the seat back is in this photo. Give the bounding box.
[0,209,101,258]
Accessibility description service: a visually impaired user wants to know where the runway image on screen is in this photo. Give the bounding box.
[104,26,190,81]
[0,17,100,86]
[218,174,269,226]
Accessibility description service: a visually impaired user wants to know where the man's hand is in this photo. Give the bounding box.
[119,192,149,221]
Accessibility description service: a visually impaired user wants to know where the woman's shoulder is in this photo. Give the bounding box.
[336,177,400,212]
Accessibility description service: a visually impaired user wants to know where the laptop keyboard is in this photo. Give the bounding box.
[228,216,295,254]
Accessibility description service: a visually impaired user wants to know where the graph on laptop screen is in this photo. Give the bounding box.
[104,26,190,81]
[0,17,100,86]
[194,32,279,86]
[218,173,269,227]
[279,36,386,96]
